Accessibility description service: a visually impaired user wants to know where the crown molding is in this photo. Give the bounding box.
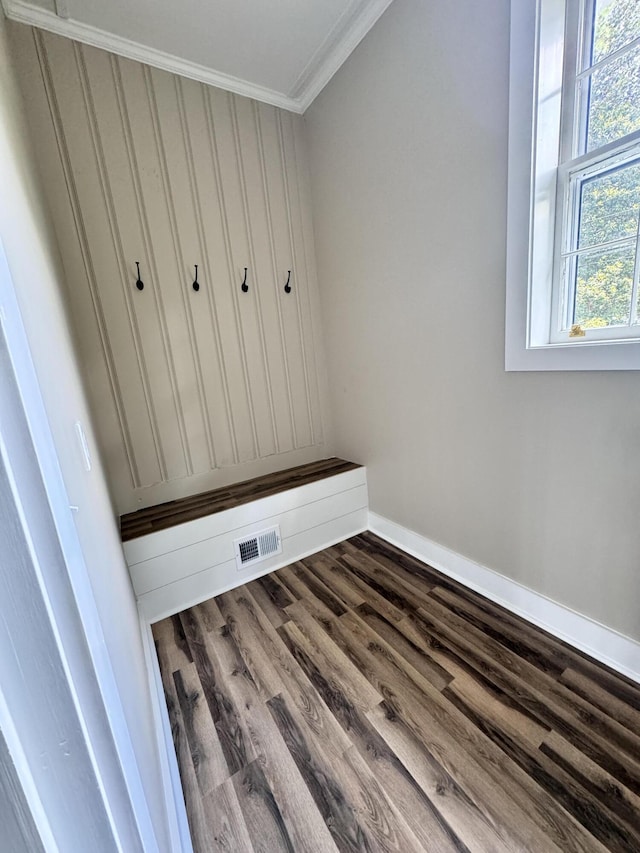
[290,0,395,111]
[3,0,395,114]
[1,0,304,113]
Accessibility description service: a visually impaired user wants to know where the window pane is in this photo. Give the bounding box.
[573,244,635,326]
[586,41,640,150]
[578,160,640,247]
[592,0,640,65]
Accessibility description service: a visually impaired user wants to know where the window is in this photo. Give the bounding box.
[506,0,640,370]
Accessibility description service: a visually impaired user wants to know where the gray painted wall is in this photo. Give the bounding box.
[306,0,640,641]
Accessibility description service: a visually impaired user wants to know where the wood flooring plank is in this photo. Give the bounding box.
[327,610,599,853]
[195,598,226,632]
[355,602,454,692]
[272,619,467,851]
[277,564,340,626]
[173,664,229,796]
[430,585,570,679]
[320,552,406,625]
[441,684,631,851]
[294,560,348,617]
[179,609,258,775]
[278,549,370,618]
[348,533,453,593]
[216,587,288,701]
[332,552,410,621]
[202,777,254,852]
[362,602,563,736]
[280,601,383,713]
[352,533,586,678]
[446,670,551,749]
[559,667,640,735]
[298,555,366,609]
[541,731,640,845]
[267,692,425,852]
[336,539,436,612]
[569,656,640,710]
[414,597,640,791]
[366,701,541,853]
[216,586,353,764]
[409,602,640,797]
[153,615,192,673]
[231,760,296,853]
[359,601,555,753]
[170,614,194,665]
[344,535,439,602]
[269,565,302,601]
[202,615,340,853]
[245,574,293,629]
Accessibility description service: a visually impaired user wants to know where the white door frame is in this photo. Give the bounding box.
[0,238,162,851]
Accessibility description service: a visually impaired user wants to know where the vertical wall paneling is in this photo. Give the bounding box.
[205,86,263,462]
[186,80,256,465]
[240,98,295,454]
[210,89,276,458]
[111,56,194,480]
[230,95,281,456]
[34,31,166,489]
[289,113,326,445]
[277,110,316,448]
[254,102,298,449]
[16,27,329,512]
[74,42,188,481]
[173,76,237,468]
[77,46,189,483]
[27,31,145,496]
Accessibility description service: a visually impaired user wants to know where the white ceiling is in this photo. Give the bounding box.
[2,0,395,112]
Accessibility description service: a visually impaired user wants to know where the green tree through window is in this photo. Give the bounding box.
[574,0,640,328]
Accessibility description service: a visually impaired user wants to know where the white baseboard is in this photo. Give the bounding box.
[368,512,640,684]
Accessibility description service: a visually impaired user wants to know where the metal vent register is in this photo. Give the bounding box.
[233,525,282,570]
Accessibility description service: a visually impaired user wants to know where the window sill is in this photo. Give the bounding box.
[505,335,640,372]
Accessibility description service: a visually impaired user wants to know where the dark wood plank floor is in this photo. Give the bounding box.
[121,458,360,541]
[153,532,640,852]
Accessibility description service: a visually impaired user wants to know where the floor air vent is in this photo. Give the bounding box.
[233,525,282,570]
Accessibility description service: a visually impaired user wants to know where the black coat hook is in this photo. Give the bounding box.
[241,267,248,292]
[284,270,292,293]
[135,261,144,291]
[192,264,200,292]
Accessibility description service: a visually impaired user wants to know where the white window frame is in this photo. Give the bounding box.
[506,0,640,370]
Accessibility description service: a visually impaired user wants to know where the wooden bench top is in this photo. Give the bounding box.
[120,457,361,542]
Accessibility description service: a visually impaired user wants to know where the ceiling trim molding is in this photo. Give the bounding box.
[1,0,304,113]
[3,0,395,113]
[290,0,395,111]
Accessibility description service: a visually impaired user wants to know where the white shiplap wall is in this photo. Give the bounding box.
[13,25,329,513]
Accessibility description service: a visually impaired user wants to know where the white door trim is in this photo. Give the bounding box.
[0,239,160,851]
